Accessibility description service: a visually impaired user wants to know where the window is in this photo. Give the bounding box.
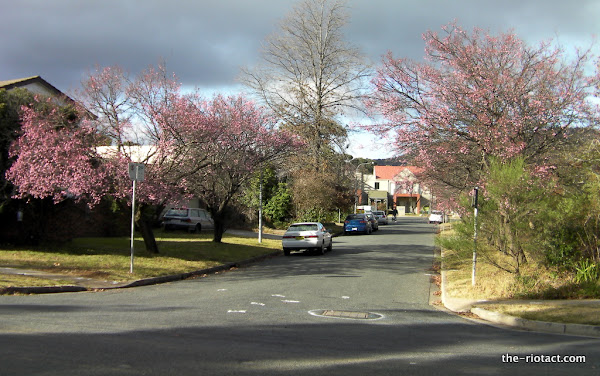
[375,182,380,189]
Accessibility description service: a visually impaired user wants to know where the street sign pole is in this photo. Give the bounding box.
[472,187,479,286]
[128,163,145,274]
[130,178,136,274]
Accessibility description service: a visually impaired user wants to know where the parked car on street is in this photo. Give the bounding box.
[373,210,388,225]
[282,222,332,256]
[428,210,444,224]
[162,208,214,233]
[344,213,372,235]
[366,213,379,231]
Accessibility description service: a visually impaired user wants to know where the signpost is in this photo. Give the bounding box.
[128,163,145,274]
[472,187,479,286]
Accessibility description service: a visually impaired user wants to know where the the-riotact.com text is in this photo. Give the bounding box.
[502,353,586,364]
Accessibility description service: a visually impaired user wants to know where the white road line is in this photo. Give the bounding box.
[227,310,247,313]
[282,300,300,303]
[251,302,266,306]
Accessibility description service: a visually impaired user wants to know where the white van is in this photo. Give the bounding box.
[162,208,214,233]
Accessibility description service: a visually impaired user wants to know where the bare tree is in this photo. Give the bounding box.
[240,0,370,170]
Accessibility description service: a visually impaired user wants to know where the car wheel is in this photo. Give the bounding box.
[283,248,290,256]
[318,243,325,255]
[327,240,333,252]
[194,223,202,233]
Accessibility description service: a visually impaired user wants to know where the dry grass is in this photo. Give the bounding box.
[439,223,600,325]
[476,302,600,326]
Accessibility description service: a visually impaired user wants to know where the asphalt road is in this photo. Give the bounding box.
[0,217,599,375]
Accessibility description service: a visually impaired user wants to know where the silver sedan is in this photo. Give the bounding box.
[282,222,333,256]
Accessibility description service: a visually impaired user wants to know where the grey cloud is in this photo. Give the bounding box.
[1,0,597,95]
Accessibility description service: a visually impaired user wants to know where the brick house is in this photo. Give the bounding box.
[1,76,130,243]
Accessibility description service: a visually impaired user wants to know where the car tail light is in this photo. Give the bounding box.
[359,220,366,224]
[304,235,318,238]
[282,236,295,239]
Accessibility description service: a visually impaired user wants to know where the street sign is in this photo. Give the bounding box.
[128,162,145,181]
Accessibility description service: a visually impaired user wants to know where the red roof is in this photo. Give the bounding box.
[375,166,423,180]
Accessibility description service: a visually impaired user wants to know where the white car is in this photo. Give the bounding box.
[428,210,444,224]
[162,208,214,232]
[282,222,333,256]
[373,210,388,225]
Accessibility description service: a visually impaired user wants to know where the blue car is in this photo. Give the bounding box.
[344,214,372,235]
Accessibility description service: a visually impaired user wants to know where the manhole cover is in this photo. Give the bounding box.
[309,310,383,320]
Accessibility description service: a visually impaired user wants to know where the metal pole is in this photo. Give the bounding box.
[130,178,136,274]
[258,170,263,244]
[472,187,479,286]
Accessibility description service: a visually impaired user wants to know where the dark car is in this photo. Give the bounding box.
[344,214,372,235]
[366,213,379,231]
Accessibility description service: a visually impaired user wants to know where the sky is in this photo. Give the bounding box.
[2,0,599,159]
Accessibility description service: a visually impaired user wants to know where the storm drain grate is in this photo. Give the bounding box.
[310,310,383,320]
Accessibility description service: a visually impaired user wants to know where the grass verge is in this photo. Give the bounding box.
[0,229,281,288]
[438,223,600,326]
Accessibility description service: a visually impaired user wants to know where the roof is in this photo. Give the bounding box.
[374,166,423,180]
[0,75,75,104]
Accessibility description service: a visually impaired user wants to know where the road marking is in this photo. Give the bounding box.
[282,300,300,303]
[251,302,266,306]
[272,294,285,297]
[227,310,246,313]
[218,289,227,291]
[341,296,350,299]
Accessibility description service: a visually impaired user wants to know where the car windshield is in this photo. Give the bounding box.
[346,214,365,220]
[165,209,188,217]
[288,224,319,232]
[374,211,384,215]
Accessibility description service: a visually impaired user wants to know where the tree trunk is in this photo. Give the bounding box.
[212,218,225,243]
[135,204,160,254]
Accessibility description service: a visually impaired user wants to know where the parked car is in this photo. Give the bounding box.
[282,222,333,256]
[344,213,372,235]
[366,213,379,231]
[373,210,388,225]
[428,210,444,224]
[162,208,214,232]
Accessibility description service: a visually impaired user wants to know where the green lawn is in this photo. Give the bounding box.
[0,229,282,287]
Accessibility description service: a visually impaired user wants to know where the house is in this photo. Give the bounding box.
[0,75,75,106]
[361,166,432,215]
[0,76,128,243]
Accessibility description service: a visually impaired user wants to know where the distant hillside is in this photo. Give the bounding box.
[374,158,406,166]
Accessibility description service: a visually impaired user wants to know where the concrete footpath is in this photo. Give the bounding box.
[440,270,600,338]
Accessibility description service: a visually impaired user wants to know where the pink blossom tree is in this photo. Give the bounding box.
[155,93,300,242]
[7,63,299,249]
[369,23,600,196]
